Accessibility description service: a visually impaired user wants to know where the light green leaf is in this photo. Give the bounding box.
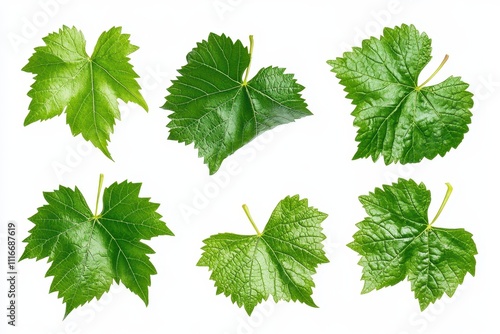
[20,175,173,318]
[348,178,477,310]
[23,26,148,159]
[197,195,329,314]
[328,24,473,164]
[163,33,311,174]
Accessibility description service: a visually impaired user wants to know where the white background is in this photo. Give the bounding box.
[1,0,499,333]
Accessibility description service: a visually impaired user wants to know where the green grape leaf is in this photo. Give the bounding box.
[197,195,329,314]
[328,24,473,164]
[162,33,311,174]
[22,26,148,159]
[348,178,477,310]
[20,175,173,318]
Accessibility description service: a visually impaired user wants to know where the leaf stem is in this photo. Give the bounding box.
[429,183,453,227]
[242,204,261,236]
[417,54,449,90]
[242,35,254,85]
[94,174,104,217]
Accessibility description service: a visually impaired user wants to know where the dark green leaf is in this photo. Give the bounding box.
[348,178,477,310]
[328,24,473,164]
[20,177,173,317]
[163,33,311,174]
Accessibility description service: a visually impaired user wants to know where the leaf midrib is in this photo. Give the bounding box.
[65,218,99,310]
[259,236,311,304]
[96,218,147,301]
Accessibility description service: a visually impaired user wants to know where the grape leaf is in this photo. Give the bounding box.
[197,195,328,314]
[20,175,173,318]
[22,26,148,159]
[162,33,311,174]
[348,178,477,310]
[328,24,473,164]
